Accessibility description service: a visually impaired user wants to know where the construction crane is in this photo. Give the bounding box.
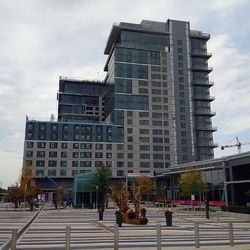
[221,137,250,154]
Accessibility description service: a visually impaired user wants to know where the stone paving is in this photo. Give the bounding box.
[0,203,250,249]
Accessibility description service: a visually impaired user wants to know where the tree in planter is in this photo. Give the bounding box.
[8,165,42,210]
[53,187,66,209]
[90,164,112,208]
[134,176,154,201]
[8,184,24,208]
[179,168,207,202]
[111,182,129,213]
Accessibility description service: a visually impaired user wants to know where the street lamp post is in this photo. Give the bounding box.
[96,186,99,210]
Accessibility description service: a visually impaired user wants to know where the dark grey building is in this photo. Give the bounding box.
[155,151,250,206]
[22,19,217,197]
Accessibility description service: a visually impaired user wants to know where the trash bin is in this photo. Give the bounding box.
[115,211,123,227]
[165,209,173,226]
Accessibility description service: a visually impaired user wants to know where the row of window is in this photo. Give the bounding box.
[27,160,167,169]
[35,169,126,177]
[27,142,113,150]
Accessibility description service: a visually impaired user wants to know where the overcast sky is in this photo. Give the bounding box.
[0,0,249,188]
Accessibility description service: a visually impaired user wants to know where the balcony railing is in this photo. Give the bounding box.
[193,94,215,101]
[191,49,212,58]
[195,125,217,131]
[192,64,213,72]
[190,31,210,39]
[194,109,216,116]
[196,140,218,147]
[193,80,214,87]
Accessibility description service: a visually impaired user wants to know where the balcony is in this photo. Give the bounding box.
[193,80,214,87]
[192,64,213,72]
[196,140,218,148]
[191,49,212,58]
[195,125,217,132]
[193,94,215,101]
[194,109,216,116]
[190,30,210,40]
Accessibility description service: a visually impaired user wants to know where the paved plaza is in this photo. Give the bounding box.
[0,203,250,249]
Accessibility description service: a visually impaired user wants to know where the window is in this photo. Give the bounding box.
[106,153,112,158]
[140,153,150,159]
[127,136,133,142]
[139,112,149,117]
[26,160,32,166]
[139,137,150,143]
[117,153,124,159]
[140,162,150,168]
[153,137,163,143]
[60,170,66,176]
[80,152,92,158]
[106,144,112,150]
[177,40,182,45]
[49,142,58,149]
[61,143,68,149]
[49,151,57,158]
[72,161,78,167]
[72,170,78,176]
[37,142,46,148]
[81,143,92,149]
[117,144,124,150]
[154,162,164,168]
[127,144,133,150]
[128,162,133,168]
[95,144,103,150]
[117,162,124,168]
[95,161,102,167]
[48,170,56,176]
[80,161,91,167]
[138,80,148,86]
[36,160,45,167]
[152,121,162,126]
[138,88,149,94]
[95,152,103,158]
[36,170,44,176]
[139,120,149,125]
[48,160,57,167]
[27,142,33,148]
[152,89,161,95]
[61,151,67,158]
[73,143,79,149]
[106,161,112,167]
[153,129,163,135]
[139,129,149,134]
[153,145,163,151]
[152,97,162,102]
[140,145,150,151]
[117,170,124,176]
[127,128,133,134]
[127,111,133,117]
[178,48,183,53]
[72,152,79,158]
[26,151,33,157]
[127,119,133,125]
[128,153,133,159]
[60,161,67,168]
[37,151,45,158]
[153,154,164,160]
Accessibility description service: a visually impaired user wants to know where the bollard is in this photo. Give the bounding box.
[114,224,119,250]
[11,229,18,250]
[194,222,200,248]
[157,223,162,250]
[65,225,71,250]
[229,222,234,247]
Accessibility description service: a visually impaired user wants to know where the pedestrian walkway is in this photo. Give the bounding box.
[1,204,250,249]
